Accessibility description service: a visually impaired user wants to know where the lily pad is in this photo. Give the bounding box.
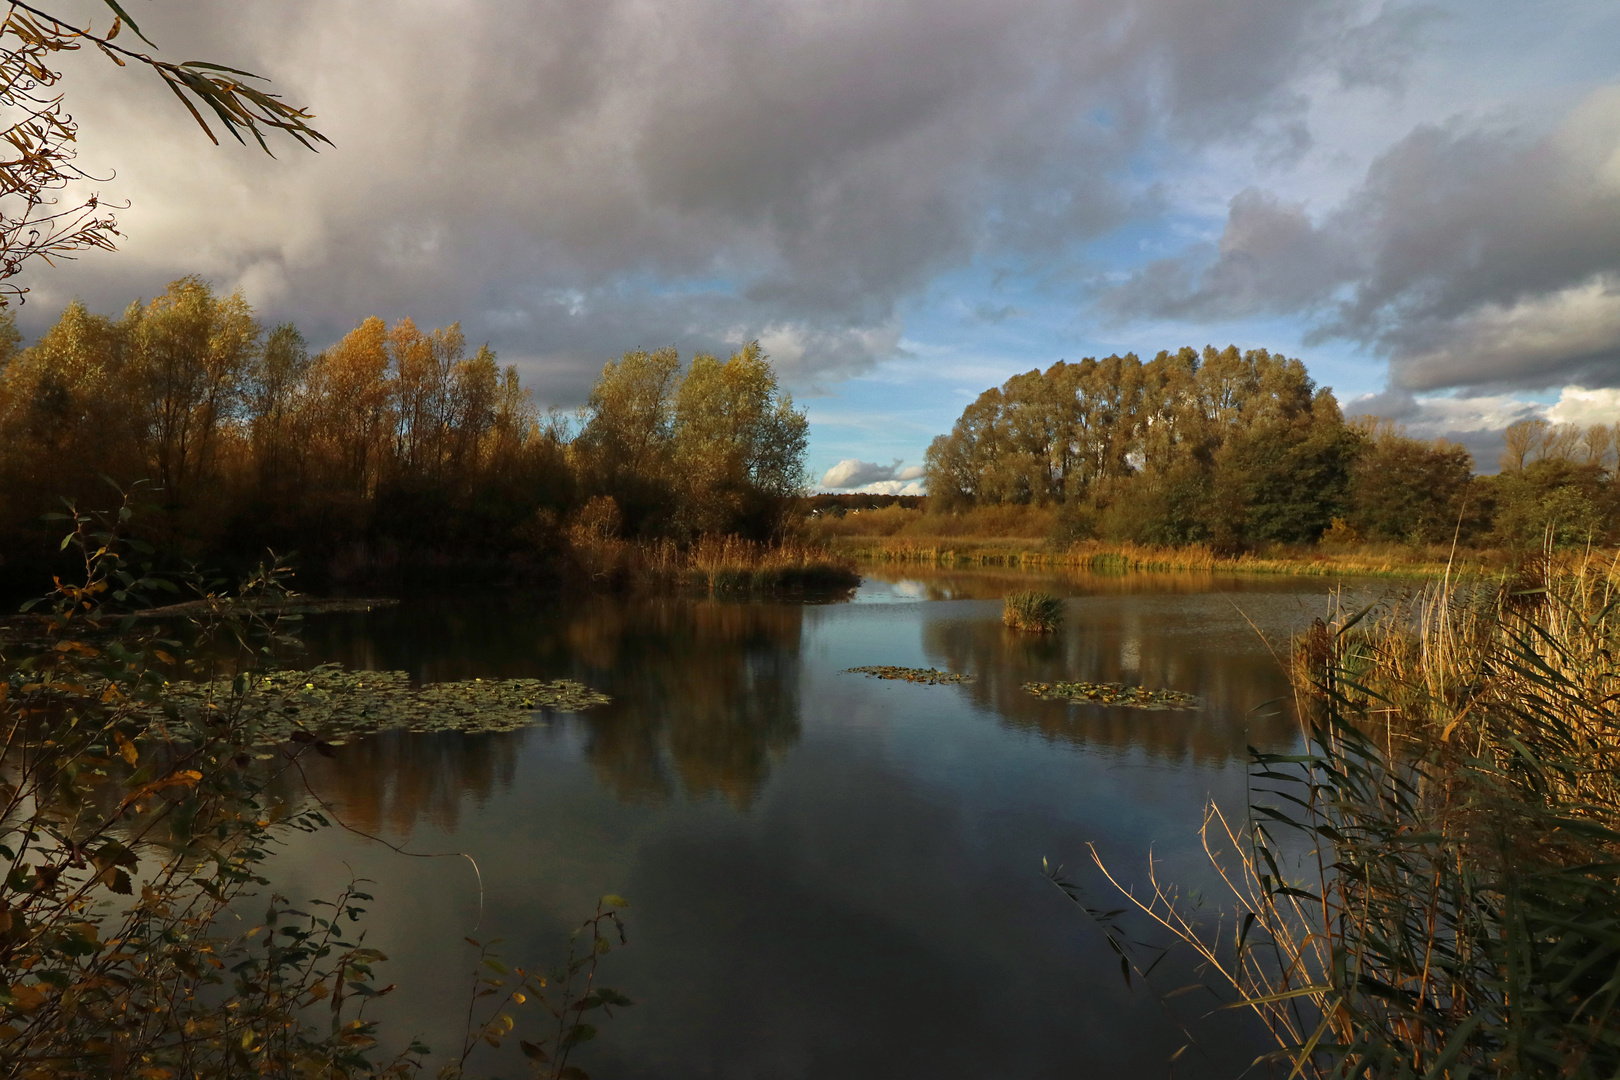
[845,665,976,685]
[137,662,610,746]
[1022,680,1199,710]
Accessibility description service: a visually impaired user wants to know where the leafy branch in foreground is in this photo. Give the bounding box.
[1,489,629,1079]
[0,1,327,302]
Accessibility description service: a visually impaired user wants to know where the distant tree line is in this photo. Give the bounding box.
[0,277,807,587]
[924,346,1620,551]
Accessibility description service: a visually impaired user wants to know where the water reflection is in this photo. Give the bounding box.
[853,562,1330,602]
[557,599,802,807]
[920,599,1301,763]
[268,572,1384,1079]
[287,729,526,835]
[299,594,804,811]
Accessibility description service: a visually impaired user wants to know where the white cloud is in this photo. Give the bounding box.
[852,480,926,496]
[1547,386,1620,426]
[820,458,904,488]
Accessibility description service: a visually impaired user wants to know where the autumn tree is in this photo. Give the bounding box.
[123,276,258,506]
[672,342,808,538]
[574,347,683,535]
[244,322,311,495]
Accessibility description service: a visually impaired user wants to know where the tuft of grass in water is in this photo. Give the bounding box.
[1061,550,1620,1077]
[1003,589,1063,632]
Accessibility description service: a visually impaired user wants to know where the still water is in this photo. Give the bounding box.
[275,567,1394,1079]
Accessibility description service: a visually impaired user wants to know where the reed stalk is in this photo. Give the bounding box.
[1067,550,1620,1077]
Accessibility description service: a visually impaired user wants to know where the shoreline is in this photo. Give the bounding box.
[831,536,1522,579]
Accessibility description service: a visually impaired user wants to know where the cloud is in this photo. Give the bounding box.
[1346,383,1620,473]
[820,458,904,488]
[853,480,927,496]
[16,0,1414,403]
[1106,84,1620,394]
[1547,387,1620,427]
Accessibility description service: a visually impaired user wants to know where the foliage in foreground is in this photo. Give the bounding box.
[0,495,628,1079]
[1063,555,1620,1077]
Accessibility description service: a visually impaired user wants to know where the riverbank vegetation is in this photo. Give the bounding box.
[1061,553,1620,1075]
[0,282,823,594]
[0,501,630,1079]
[812,347,1617,574]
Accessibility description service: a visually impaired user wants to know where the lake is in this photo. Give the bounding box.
[273,566,1398,1079]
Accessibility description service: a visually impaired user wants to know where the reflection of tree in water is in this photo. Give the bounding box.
[922,613,1299,764]
[553,598,803,809]
[292,593,805,818]
[278,729,525,837]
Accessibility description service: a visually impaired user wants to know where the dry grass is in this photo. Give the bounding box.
[1061,550,1620,1076]
[570,532,859,594]
[1002,590,1063,632]
[803,503,1056,542]
[833,536,1482,578]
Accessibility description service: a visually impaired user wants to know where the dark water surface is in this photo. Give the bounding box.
[275,568,1396,1079]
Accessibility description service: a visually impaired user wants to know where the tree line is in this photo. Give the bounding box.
[924,346,1620,550]
[0,277,808,587]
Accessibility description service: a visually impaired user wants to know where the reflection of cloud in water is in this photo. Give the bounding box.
[849,577,934,603]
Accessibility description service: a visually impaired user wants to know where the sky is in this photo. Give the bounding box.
[16,0,1620,493]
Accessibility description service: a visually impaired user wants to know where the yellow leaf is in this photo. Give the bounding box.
[114,731,139,766]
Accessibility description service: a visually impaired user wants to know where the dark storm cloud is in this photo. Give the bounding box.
[22,0,1406,401]
[1107,85,1620,393]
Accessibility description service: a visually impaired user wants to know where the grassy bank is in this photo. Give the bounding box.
[802,502,1523,578]
[830,535,1486,578]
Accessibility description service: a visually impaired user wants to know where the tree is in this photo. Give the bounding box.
[1347,420,1475,545]
[671,342,808,538]
[0,1,328,303]
[575,347,682,534]
[244,321,311,494]
[124,276,259,505]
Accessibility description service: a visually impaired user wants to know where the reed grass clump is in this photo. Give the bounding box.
[1069,552,1620,1077]
[634,535,860,595]
[1003,589,1063,632]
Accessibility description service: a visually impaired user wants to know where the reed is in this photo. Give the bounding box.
[1066,551,1620,1076]
[1003,589,1063,632]
[631,535,860,595]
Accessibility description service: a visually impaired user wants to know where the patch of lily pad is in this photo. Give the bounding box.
[1022,680,1199,710]
[845,665,976,685]
[138,662,610,746]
